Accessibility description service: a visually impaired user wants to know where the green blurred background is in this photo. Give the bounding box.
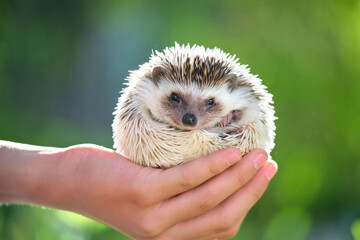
[1,0,360,239]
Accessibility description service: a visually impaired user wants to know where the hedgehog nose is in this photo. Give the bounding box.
[182,113,197,126]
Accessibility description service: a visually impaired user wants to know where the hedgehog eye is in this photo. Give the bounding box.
[170,92,180,103]
[206,98,215,107]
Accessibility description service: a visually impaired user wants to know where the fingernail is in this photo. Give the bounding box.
[227,150,242,166]
[253,154,267,169]
[265,161,278,180]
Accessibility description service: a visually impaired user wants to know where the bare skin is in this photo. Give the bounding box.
[0,140,277,239]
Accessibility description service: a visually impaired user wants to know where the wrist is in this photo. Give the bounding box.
[25,149,68,209]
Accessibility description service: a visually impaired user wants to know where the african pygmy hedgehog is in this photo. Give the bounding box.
[112,43,276,168]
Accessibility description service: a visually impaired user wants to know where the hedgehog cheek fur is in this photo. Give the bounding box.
[112,43,276,168]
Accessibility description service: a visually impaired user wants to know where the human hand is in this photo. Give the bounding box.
[50,145,277,239]
[0,142,277,239]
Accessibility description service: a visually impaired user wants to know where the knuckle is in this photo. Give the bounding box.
[251,186,265,202]
[137,216,163,237]
[129,179,159,207]
[197,192,216,212]
[236,172,248,186]
[207,163,220,176]
[178,172,193,190]
[198,199,213,212]
[214,212,236,232]
[215,220,234,233]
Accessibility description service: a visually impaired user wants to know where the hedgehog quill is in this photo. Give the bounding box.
[112,43,276,168]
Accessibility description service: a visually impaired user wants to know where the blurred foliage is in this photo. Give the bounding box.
[1,0,360,239]
[352,219,360,240]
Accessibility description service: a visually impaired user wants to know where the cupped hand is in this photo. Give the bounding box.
[48,145,277,240]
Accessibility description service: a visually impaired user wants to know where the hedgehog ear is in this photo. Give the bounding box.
[223,73,238,91]
[151,66,168,86]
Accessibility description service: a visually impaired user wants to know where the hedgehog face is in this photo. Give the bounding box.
[136,64,261,131]
[159,89,224,130]
[141,79,245,131]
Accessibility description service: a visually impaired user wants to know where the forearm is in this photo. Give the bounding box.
[0,141,64,206]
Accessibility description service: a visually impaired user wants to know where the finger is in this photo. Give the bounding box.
[150,148,243,201]
[205,218,244,240]
[156,149,268,228]
[165,160,277,239]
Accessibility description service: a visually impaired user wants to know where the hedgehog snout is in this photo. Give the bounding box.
[182,113,197,126]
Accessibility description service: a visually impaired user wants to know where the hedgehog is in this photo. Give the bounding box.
[112,43,276,168]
